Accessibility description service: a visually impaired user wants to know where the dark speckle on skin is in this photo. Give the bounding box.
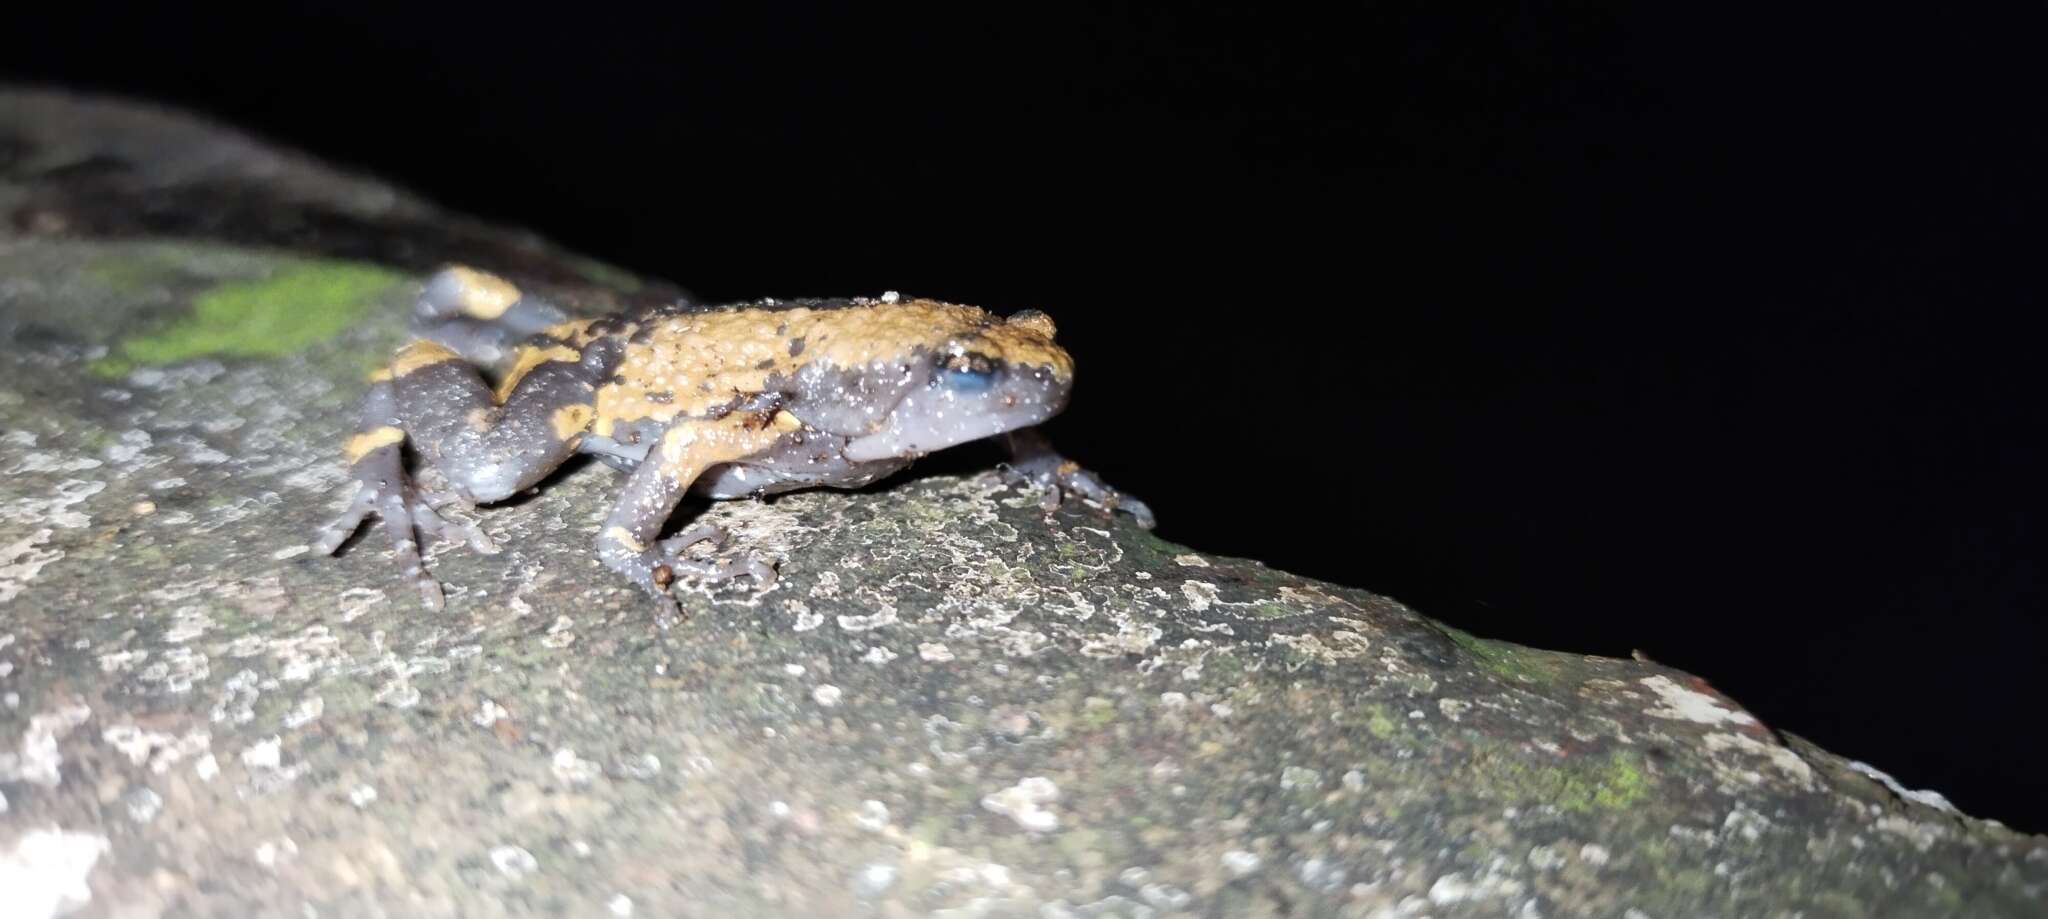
[788,337,805,357]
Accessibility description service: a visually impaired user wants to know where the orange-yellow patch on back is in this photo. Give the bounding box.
[591,298,1073,434]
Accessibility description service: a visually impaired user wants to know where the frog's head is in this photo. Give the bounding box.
[782,300,1075,462]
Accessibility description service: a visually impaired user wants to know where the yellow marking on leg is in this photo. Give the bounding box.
[552,404,596,440]
[494,344,584,403]
[659,423,700,464]
[772,410,803,432]
[344,425,404,462]
[389,340,461,378]
[659,413,784,477]
[442,266,523,320]
[602,526,646,553]
[466,407,494,432]
[602,415,784,573]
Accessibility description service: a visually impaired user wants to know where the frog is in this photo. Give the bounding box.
[314,265,1152,614]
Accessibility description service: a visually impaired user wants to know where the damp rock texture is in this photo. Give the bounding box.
[1,90,2042,919]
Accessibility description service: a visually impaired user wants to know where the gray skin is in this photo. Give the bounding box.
[315,268,1152,615]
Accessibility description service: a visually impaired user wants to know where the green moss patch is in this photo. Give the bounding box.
[1365,704,1401,740]
[92,259,404,376]
[1436,624,1565,684]
[1467,748,1651,814]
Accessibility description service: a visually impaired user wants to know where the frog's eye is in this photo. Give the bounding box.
[936,352,998,392]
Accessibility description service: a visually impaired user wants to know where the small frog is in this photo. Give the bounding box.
[316,266,1151,613]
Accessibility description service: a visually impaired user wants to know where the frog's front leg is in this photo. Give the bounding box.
[315,335,618,608]
[1001,427,1155,529]
[594,411,791,614]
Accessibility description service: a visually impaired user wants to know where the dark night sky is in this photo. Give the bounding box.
[8,5,2044,831]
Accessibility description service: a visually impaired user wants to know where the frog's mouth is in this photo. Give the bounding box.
[842,407,1031,462]
[841,362,1070,462]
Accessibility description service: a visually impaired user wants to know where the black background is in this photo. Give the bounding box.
[9,5,2044,831]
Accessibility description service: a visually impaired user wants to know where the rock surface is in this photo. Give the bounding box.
[1,89,2042,918]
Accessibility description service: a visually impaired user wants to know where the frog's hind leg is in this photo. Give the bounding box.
[312,369,498,610]
[411,265,572,369]
[316,326,620,608]
[385,335,622,503]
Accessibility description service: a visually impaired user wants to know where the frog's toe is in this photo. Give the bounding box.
[319,473,490,609]
[727,554,778,589]
[414,574,447,612]
[661,552,778,591]
[1005,461,1155,528]
[640,573,683,621]
[652,523,774,590]
[616,559,679,614]
[1068,481,1155,528]
[313,485,379,555]
[658,523,729,557]
[1110,493,1157,530]
[414,502,500,555]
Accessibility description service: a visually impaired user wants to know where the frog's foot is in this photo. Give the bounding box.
[315,469,498,611]
[660,555,779,591]
[1003,461,1157,529]
[1001,429,1155,529]
[599,525,775,619]
[656,524,778,592]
